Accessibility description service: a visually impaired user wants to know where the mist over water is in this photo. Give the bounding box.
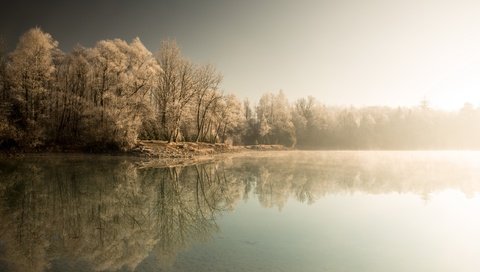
[2,2,480,271]
[1,151,480,272]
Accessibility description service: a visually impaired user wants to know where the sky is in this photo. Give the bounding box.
[1,0,480,110]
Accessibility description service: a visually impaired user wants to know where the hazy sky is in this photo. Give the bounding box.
[1,0,480,109]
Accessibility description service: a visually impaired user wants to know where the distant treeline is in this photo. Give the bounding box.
[0,28,479,150]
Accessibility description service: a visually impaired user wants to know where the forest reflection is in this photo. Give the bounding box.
[0,152,479,271]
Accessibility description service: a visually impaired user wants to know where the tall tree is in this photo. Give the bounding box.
[0,36,7,101]
[6,27,59,144]
[193,64,222,142]
[52,46,91,142]
[154,40,196,142]
[214,94,243,143]
[292,96,325,148]
[87,38,160,149]
[256,91,295,146]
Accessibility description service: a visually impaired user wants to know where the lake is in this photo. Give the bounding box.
[1,151,480,272]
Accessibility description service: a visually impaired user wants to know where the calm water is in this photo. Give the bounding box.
[1,151,480,272]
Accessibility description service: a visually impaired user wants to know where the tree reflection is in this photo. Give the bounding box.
[0,157,244,272]
[230,151,480,209]
[1,152,480,271]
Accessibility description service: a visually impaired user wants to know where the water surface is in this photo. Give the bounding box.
[1,151,480,272]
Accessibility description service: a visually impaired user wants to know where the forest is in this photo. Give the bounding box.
[1,28,480,151]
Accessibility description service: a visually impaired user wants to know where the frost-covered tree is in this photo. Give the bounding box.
[154,40,196,142]
[193,64,222,142]
[292,96,326,148]
[214,94,244,144]
[0,38,17,147]
[6,27,59,145]
[86,38,160,149]
[256,90,295,146]
[51,46,91,142]
[241,99,259,145]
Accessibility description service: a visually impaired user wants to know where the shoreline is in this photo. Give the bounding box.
[3,146,480,169]
[0,140,289,160]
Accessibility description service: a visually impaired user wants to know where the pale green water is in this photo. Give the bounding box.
[1,151,480,272]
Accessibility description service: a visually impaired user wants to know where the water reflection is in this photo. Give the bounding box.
[0,156,243,272]
[0,151,479,271]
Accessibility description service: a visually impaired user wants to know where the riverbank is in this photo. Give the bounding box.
[130,141,289,167]
[0,140,289,160]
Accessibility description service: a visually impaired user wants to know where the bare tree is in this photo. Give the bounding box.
[154,40,196,142]
[193,64,223,142]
